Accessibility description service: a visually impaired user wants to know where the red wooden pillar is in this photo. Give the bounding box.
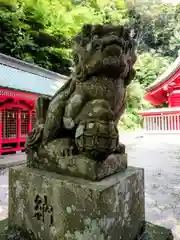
[0,110,2,155]
[17,110,21,149]
[29,111,32,133]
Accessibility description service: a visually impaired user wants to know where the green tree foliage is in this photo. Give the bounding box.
[119,81,151,130]
[0,0,127,74]
[0,0,180,130]
[134,52,173,87]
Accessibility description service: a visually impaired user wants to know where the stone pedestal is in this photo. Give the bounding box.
[9,165,145,240]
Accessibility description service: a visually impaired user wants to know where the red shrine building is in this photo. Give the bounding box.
[139,55,180,133]
[0,53,67,154]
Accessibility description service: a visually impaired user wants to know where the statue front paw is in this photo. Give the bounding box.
[25,124,44,152]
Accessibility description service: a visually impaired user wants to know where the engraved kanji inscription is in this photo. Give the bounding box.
[34,194,53,226]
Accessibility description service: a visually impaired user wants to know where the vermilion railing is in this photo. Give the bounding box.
[143,114,180,133]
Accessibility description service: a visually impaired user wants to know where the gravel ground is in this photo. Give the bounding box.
[0,168,8,221]
[0,133,180,239]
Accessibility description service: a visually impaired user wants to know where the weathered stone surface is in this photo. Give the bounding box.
[139,222,174,240]
[0,219,174,240]
[28,151,127,181]
[9,165,144,240]
[0,218,35,240]
[0,218,8,240]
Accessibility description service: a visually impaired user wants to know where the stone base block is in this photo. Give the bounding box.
[9,165,144,240]
[1,219,174,240]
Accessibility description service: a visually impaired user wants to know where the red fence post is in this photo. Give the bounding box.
[0,110,2,155]
[29,111,32,133]
[17,110,21,149]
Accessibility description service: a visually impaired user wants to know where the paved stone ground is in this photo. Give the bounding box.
[124,134,180,240]
[0,152,25,168]
[0,134,180,239]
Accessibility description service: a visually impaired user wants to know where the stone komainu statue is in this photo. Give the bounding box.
[25,24,137,163]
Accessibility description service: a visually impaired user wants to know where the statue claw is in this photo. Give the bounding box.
[64,148,70,157]
[59,145,75,157]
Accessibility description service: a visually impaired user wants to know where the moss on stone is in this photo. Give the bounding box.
[1,218,174,240]
[139,222,174,240]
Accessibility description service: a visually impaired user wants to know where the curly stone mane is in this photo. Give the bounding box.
[72,24,137,86]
